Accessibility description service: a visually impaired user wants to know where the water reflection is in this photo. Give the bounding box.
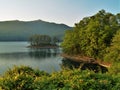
[0,41,108,74]
[61,58,108,73]
[0,52,29,60]
[0,48,62,74]
[0,42,62,74]
[0,48,60,59]
[28,48,59,59]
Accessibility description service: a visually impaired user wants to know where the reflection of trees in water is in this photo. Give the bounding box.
[0,52,29,59]
[28,48,58,59]
[0,48,60,59]
[61,58,108,73]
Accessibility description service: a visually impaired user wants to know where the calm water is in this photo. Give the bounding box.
[0,42,63,74]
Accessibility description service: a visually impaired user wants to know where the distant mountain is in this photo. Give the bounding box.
[0,20,71,41]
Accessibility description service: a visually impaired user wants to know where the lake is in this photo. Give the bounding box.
[0,42,63,74]
[0,42,108,75]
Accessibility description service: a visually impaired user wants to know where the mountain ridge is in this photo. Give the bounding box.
[0,20,71,41]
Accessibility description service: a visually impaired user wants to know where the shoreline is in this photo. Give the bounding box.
[27,45,59,49]
[61,54,111,68]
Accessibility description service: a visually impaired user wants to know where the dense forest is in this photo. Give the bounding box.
[61,10,120,63]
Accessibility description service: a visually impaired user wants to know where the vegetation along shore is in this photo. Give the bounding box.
[0,10,120,90]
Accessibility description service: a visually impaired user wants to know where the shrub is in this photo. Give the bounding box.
[0,66,120,90]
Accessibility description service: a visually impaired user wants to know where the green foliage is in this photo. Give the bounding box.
[61,30,80,54]
[104,30,120,74]
[0,66,49,90]
[104,30,120,62]
[29,34,51,46]
[61,10,120,60]
[53,36,60,44]
[0,66,120,90]
[108,63,120,75]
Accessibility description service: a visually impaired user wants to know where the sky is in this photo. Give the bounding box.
[0,0,119,26]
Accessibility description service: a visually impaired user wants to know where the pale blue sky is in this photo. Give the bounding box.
[0,0,119,26]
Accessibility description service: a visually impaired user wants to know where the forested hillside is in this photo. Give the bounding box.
[0,20,71,41]
[62,10,120,61]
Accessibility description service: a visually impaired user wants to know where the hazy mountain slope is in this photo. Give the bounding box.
[0,20,71,41]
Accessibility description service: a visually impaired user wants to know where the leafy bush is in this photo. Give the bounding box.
[0,66,49,90]
[108,63,120,75]
[0,66,120,90]
[104,30,120,62]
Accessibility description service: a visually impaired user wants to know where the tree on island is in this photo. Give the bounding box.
[29,34,51,46]
[52,36,60,45]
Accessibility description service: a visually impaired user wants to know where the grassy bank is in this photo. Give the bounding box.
[0,66,120,90]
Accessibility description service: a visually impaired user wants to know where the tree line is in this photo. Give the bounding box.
[61,10,120,62]
[29,34,59,46]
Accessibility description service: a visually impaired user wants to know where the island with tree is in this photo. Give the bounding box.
[28,34,60,49]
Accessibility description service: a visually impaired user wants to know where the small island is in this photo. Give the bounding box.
[28,34,60,49]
